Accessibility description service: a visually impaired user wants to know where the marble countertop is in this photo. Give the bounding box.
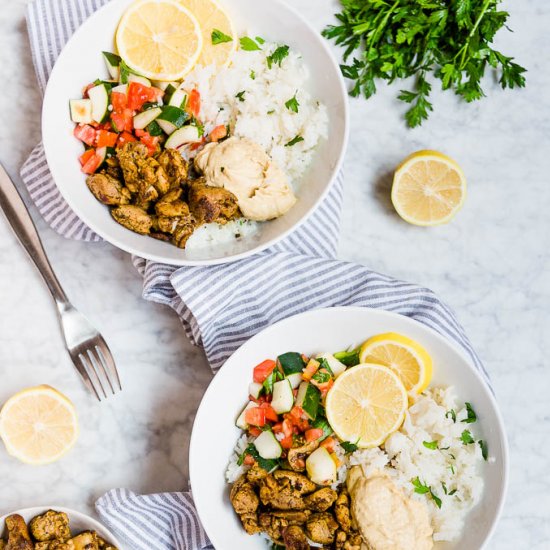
[0,0,549,548]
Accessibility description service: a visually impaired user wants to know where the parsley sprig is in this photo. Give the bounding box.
[322,0,526,127]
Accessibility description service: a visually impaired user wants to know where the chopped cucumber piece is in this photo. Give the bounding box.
[295,382,320,420]
[168,86,188,109]
[157,119,178,135]
[133,107,162,130]
[88,84,109,123]
[151,80,175,91]
[277,352,306,375]
[235,401,256,430]
[254,430,282,459]
[311,417,333,441]
[146,120,163,136]
[271,379,294,414]
[127,73,152,87]
[316,353,347,378]
[158,105,188,127]
[111,84,128,95]
[164,83,179,99]
[249,382,263,400]
[102,51,121,80]
[69,99,93,124]
[334,350,360,367]
[286,372,303,389]
[306,447,337,485]
[165,125,202,148]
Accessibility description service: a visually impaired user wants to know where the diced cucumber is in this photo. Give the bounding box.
[334,349,360,367]
[111,84,128,95]
[157,119,178,135]
[164,83,179,99]
[271,379,294,414]
[254,430,282,459]
[295,381,320,420]
[249,382,263,399]
[152,80,176,91]
[236,401,256,430]
[286,372,303,389]
[146,120,163,136]
[277,352,306,375]
[127,73,152,87]
[158,105,188,126]
[306,447,337,485]
[69,99,93,124]
[102,51,121,80]
[311,417,333,441]
[317,353,347,378]
[168,86,188,109]
[88,84,109,123]
[133,107,162,130]
[165,125,202,148]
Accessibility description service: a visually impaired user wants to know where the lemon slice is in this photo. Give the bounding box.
[325,364,408,448]
[179,0,236,67]
[359,333,433,395]
[116,0,203,81]
[391,150,466,226]
[0,385,79,465]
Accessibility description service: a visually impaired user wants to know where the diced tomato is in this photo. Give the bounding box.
[150,86,164,102]
[259,403,279,422]
[287,406,304,422]
[243,454,256,466]
[320,436,336,453]
[189,137,206,151]
[210,124,227,142]
[117,131,137,147]
[301,354,310,363]
[127,81,159,110]
[96,130,118,148]
[311,378,334,395]
[186,88,201,118]
[282,419,293,438]
[139,131,160,156]
[73,124,97,146]
[244,407,266,427]
[272,422,283,434]
[305,428,324,442]
[253,359,276,383]
[111,91,128,112]
[280,436,294,450]
[302,359,320,381]
[248,426,262,437]
[81,151,103,175]
[79,148,96,166]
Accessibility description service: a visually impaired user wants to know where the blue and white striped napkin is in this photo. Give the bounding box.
[21,0,490,548]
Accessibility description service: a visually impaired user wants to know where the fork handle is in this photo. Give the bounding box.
[0,164,68,306]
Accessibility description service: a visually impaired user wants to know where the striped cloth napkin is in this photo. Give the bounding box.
[21,0,490,548]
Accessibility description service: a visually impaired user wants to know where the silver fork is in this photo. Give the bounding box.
[0,161,121,401]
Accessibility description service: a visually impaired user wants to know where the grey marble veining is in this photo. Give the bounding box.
[0,0,549,548]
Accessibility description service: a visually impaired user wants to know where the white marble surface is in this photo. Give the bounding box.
[0,0,549,548]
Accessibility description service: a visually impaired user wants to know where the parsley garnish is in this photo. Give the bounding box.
[322,0,526,127]
[446,409,457,423]
[462,402,477,423]
[312,370,331,384]
[211,29,232,45]
[267,110,275,115]
[430,489,442,509]
[285,135,304,147]
[267,45,290,69]
[240,36,261,51]
[255,36,265,45]
[461,430,475,445]
[340,441,359,454]
[478,439,489,461]
[250,70,256,80]
[285,93,299,113]
[235,91,246,102]
[423,440,438,450]
[449,464,455,475]
[412,477,430,495]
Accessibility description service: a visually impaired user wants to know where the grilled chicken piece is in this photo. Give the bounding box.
[0,540,5,550]
[157,149,188,189]
[246,464,269,486]
[111,205,153,234]
[258,513,289,544]
[103,156,122,180]
[30,510,71,542]
[334,530,362,550]
[271,510,311,524]
[334,490,352,532]
[230,475,260,514]
[97,537,118,550]
[239,513,261,535]
[304,487,338,511]
[4,514,33,550]
[305,512,339,545]
[259,474,305,510]
[35,542,72,550]
[87,173,131,206]
[188,178,240,225]
[273,470,317,495]
[282,525,310,550]
[70,531,99,550]
[287,440,320,471]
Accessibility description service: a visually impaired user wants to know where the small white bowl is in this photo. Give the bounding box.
[189,307,509,550]
[42,0,349,266]
[0,507,123,548]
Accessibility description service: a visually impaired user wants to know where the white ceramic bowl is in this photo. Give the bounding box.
[42,0,348,266]
[189,307,508,550]
[0,507,123,548]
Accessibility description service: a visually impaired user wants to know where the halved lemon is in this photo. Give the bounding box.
[325,364,408,448]
[0,385,79,465]
[179,0,236,67]
[359,333,433,395]
[116,0,203,81]
[391,150,466,226]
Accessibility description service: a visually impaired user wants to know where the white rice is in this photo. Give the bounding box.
[225,433,252,483]
[185,218,258,251]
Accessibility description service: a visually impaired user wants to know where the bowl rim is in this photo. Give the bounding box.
[189,305,509,550]
[0,506,124,548]
[41,0,350,266]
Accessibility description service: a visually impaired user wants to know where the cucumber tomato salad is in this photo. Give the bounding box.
[70,52,223,175]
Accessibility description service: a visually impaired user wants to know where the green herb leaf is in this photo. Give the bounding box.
[312,370,331,384]
[285,93,300,113]
[449,488,457,496]
[430,489,442,509]
[255,36,266,45]
[285,135,304,147]
[478,439,489,461]
[461,430,475,445]
[235,91,246,102]
[462,402,477,423]
[341,441,359,454]
[267,45,290,69]
[250,70,256,80]
[412,477,430,495]
[240,36,261,51]
[211,29,233,45]
[423,440,438,450]
[441,482,448,495]
[446,409,457,423]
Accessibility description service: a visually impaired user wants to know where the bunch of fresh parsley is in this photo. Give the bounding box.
[322,0,526,127]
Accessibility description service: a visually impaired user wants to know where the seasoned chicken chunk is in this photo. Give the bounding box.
[304,487,338,511]
[4,514,33,550]
[230,475,259,514]
[35,542,72,550]
[334,489,352,532]
[239,513,261,535]
[259,474,305,510]
[157,149,188,189]
[87,173,131,206]
[111,205,153,234]
[305,512,339,544]
[188,178,240,225]
[70,530,98,550]
[273,470,317,495]
[287,440,320,471]
[246,464,269,486]
[30,510,71,542]
[282,525,310,550]
[97,537,118,550]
